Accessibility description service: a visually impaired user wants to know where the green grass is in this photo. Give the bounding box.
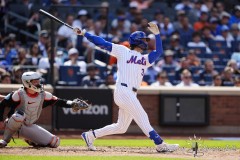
[7,138,240,148]
[0,155,186,160]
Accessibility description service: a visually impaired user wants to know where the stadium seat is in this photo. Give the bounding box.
[78,73,87,85]
[167,73,176,84]
[187,47,206,54]
[96,66,108,79]
[58,66,80,86]
[231,41,240,52]
[209,40,227,49]
[143,75,151,84]
[222,81,234,86]
[212,52,228,59]
[203,74,213,82]
[205,53,213,59]
[214,65,225,73]
[172,80,181,86]
[196,53,205,58]
[192,74,200,83]
[213,59,223,65]
[211,47,229,55]
[162,66,176,73]
[189,66,203,74]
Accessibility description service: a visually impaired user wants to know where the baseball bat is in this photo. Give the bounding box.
[39,9,74,30]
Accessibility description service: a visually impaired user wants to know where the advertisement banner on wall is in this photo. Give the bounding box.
[55,87,113,129]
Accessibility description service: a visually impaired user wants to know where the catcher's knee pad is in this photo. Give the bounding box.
[49,136,60,148]
[4,110,25,142]
[7,110,25,130]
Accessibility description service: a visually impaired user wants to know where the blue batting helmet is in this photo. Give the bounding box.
[129,31,150,50]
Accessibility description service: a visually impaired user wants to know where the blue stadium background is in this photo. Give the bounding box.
[0,0,240,87]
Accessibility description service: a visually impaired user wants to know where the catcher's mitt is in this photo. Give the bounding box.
[71,98,89,112]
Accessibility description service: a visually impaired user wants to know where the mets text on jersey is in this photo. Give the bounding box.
[127,56,146,65]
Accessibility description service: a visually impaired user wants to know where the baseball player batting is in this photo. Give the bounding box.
[0,71,89,148]
[73,22,179,152]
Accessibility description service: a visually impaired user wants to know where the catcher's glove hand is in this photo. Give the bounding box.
[71,98,89,112]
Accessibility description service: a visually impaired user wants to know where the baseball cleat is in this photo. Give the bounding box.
[0,139,7,148]
[81,131,96,151]
[156,142,179,152]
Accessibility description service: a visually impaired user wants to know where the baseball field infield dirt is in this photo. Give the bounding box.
[1,146,239,160]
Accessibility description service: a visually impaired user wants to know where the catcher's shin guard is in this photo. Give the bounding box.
[3,110,25,143]
[49,136,60,148]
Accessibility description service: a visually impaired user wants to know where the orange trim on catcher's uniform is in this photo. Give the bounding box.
[49,136,54,145]
[53,137,59,147]
[12,117,24,123]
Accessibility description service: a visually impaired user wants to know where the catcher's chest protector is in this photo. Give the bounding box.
[17,88,45,125]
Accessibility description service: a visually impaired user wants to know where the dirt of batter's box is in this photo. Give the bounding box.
[0,146,239,160]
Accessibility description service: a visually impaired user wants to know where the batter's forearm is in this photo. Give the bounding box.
[155,34,163,55]
[148,34,163,63]
[84,32,112,52]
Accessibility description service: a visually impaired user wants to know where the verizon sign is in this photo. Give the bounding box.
[55,87,113,129]
[62,105,109,115]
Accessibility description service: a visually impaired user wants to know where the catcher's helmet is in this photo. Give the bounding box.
[22,71,43,93]
[129,31,150,50]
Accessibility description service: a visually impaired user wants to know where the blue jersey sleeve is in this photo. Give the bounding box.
[148,34,163,64]
[84,32,112,52]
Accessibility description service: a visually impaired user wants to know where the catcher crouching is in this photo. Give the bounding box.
[0,71,89,148]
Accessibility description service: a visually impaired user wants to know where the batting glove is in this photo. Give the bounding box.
[148,22,160,35]
[73,27,86,36]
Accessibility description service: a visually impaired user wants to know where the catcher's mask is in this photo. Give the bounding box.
[22,71,43,93]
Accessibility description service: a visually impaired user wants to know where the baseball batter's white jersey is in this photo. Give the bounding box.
[94,44,154,138]
[110,44,152,89]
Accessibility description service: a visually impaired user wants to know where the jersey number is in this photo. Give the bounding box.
[141,69,145,76]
